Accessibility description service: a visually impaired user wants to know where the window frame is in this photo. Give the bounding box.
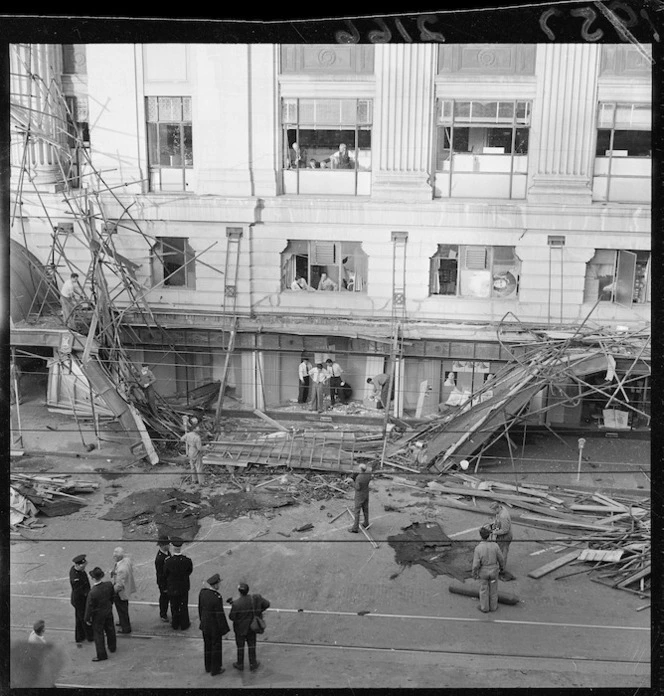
[429,244,520,299]
[146,96,193,193]
[281,240,368,293]
[151,237,196,290]
[281,98,373,196]
[434,99,532,200]
[584,249,651,305]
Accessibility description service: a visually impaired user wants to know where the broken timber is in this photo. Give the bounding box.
[527,550,581,578]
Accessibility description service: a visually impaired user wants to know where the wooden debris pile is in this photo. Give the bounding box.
[10,472,99,520]
[388,470,650,598]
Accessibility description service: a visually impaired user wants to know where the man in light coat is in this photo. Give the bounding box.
[110,547,136,634]
[472,526,505,613]
[490,501,514,580]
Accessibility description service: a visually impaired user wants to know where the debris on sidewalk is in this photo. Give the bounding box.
[10,473,100,519]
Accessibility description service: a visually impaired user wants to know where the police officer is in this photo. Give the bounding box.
[155,537,171,623]
[163,537,193,630]
[69,554,93,645]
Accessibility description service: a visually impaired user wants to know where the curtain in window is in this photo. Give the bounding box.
[281,254,296,290]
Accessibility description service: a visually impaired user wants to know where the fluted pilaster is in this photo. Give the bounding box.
[528,44,600,204]
[372,44,436,201]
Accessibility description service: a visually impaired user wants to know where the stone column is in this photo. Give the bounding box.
[372,44,436,201]
[528,44,601,204]
[11,44,67,190]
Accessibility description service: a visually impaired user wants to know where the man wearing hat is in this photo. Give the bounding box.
[110,547,136,634]
[229,582,271,672]
[155,537,171,623]
[472,526,505,613]
[198,573,230,676]
[70,554,93,644]
[348,463,372,534]
[84,567,117,662]
[163,538,193,630]
[489,501,514,580]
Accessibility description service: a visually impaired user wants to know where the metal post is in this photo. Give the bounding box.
[576,437,586,481]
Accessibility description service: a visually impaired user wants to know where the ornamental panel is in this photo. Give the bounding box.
[438,45,535,75]
[600,45,652,76]
[281,45,374,74]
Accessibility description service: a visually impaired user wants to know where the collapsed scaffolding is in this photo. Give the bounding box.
[9,44,651,473]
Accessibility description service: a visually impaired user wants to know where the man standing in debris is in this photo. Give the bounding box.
[297,356,312,406]
[198,573,230,676]
[325,358,344,406]
[348,463,372,534]
[229,582,270,672]
[155,538,171,623]
[490,501,514,580]
[472,526,505,613]
[10,359,22,405]
[84,567,117,662]
[309,362,328,413]
[367,372,391,410]
[110,547,136,634]
[138,364,158,412]
[163,537,193,630]
[180,424,205,485]
[70,554,93,645]
[60,272,83,326]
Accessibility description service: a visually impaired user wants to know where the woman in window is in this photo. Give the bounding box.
[318,273,338,292]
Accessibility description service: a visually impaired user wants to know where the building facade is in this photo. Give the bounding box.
[10,43,651,422]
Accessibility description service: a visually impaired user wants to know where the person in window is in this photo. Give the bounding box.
[287,141,306,169]
[308,158,319,169]
[291,276,314,291]
[325,143,354,170]
[318,273,338,292]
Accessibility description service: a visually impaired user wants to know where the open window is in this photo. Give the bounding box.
[151,237,196,289]
[584,249,650,305]
[281,240,368,293]
[430,245,520,298]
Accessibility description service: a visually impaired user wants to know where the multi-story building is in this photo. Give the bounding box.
[10,43,651,425]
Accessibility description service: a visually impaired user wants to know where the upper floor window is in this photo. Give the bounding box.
[592,103,650,204]
[146,97,193,193]
[282,98,372,195]
[62,45,87,75]
[430,245,520,299]
[434,100,531,199]
[584,250,650,305]
[281,240,368,293]
[151,237,196,289]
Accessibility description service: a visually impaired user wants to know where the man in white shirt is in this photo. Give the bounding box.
[28,620,47,643]
[60,272,83,326]
[325,358,344,406]
[298,357,312,405]
[309,363,329,413]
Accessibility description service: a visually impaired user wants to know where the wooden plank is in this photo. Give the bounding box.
[617,565,651,589]
[528,550,581,579]
[569,505,627,513]
[253,409,289,432]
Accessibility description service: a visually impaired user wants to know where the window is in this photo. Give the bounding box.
[151,237,196,289]
[64,96,90,189]
[435,100,531,199]
[62,45,86,75]
[593,103,651,203]
[281,240,368,293]
[430,245,520,298]
[584,250,650,305]
[146,97,193,192]
[282,98,372,195]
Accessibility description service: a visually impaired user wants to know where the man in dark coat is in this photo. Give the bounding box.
[229,582,270,672]
[198,573,230,676]
[69,553,93,644]
[348,463,372,533]
[163,537,193,630]
[155,537,171,622]
[84,567,117,662]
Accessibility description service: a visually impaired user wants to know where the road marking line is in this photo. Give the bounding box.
[10,594,649,631]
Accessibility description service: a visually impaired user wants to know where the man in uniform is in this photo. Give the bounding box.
[163,537,193,630]
[84,567,117,662]
[229,582,270,673]
[110,547,136,634]
[348,463,372,534]
[69,553,93,645]
[472,526,505,613]
[155,537,171,623]
[198,573,230,676]
[490,501,514,580]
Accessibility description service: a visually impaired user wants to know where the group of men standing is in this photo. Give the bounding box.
[298,357,352,412]
[69,548,137,662]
